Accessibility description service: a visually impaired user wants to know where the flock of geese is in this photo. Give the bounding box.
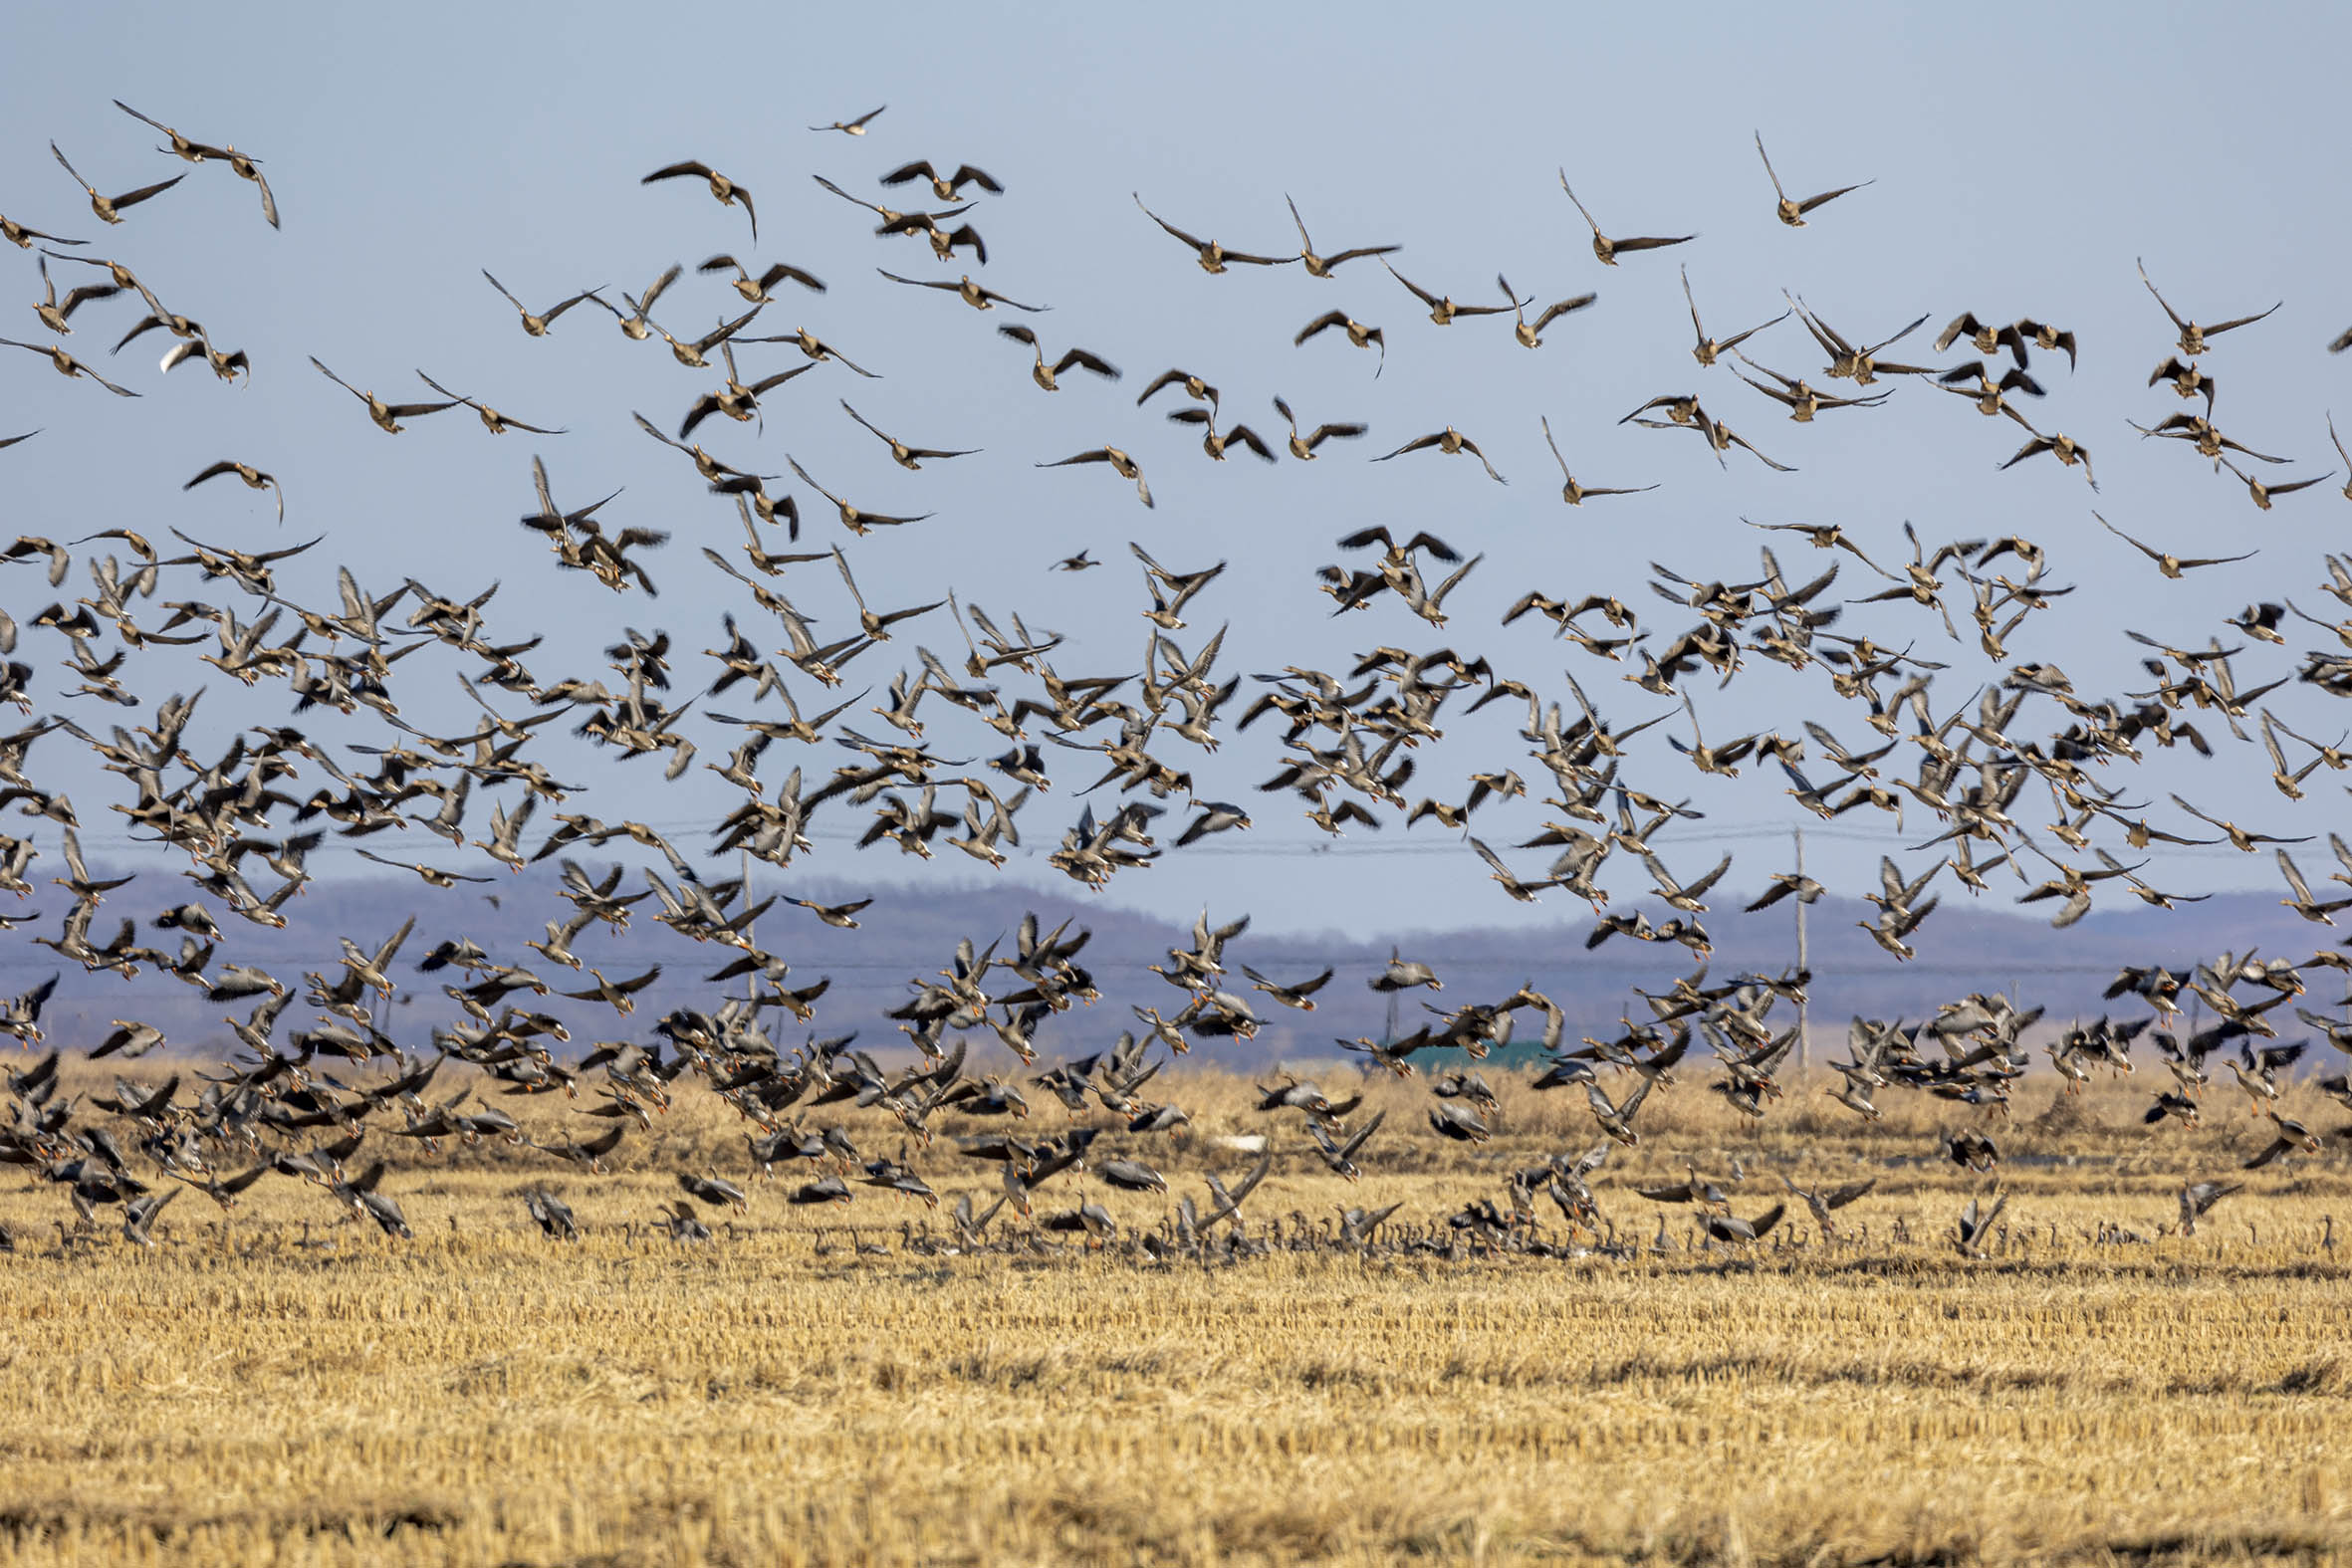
[2,101,2351,1265]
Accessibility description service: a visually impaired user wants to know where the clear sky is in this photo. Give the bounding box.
[4,0,2349,937]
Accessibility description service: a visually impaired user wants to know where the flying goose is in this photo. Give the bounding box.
[1133,192,1295,273]
[1271,396,1365,460]
[1498,274,1596,348]
[2092,512,2250,578]
[415,371,566,435]
[50,141,184,225]
[481,270,597,336]
[308,355,455,432]
[1754,131,1871,226]
[1038,446,1151,508]
[811,105,886,134]
[840,399,979,469]
[786,455,935,534]
[1294,310,1384,372]
[881,160,1002,201]
[112,100,277,226]
[875,268,1046,313]
[183,460,283,523]
[1283,195,1398,277]
[641,159,758,240]
[1374,425,1506,484]
[2220,457,2332,512]
[1381,260,1512,326]
[997,325,1119,389]
[1681,266,1787,367]
[1539,416,1654,505]
[1166,406,1275,463]
[0,337,137,396]
[1558,171,1697,264]
[2138,259,2278,356]
[31,254,120,334]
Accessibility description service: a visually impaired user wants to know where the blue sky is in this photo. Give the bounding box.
[3,0,2349,935]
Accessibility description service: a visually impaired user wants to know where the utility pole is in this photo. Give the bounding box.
[1793,825,1810,1074]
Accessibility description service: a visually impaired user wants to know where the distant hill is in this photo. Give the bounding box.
[12,855,2337,1071]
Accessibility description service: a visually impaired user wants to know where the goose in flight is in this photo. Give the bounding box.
[1540,416,1654,505]
[1284,195,1398,277]
[811,105,886,135]
[183,460,283,523]
[1559,171,1696,264]
[641,159,758,241]
[1133,193,1295,273]
[1754,131,1871,226]
[997,325,1118,390]
[50,141,184,225]
[112,100,277,226]
[1374,425,1507,484]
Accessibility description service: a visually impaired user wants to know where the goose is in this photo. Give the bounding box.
[524,1191,580,1240]
[50,141,184,225]
[1133,192,1294,273]
[839,399,979,469]
[1998,416,2095,489]
[1381,260,1512,326]
[641,159,757,240]
[786,456,934,535]
[1283,195,1399,278]
[2091,512,2251,578]
[1270,396,1365,460]
[2220,457,2332,512]
[2,211,86,249]
[414,371,566,435]
[1529,416,1653,509]
[1498,274,1596,348]
[0,336,137,396]
[1294,309,1384,372]
[1754,131,1871,226]
[739,323,881,378]
[651,306,764,369]
[996,325,1118,389]
[308,355,454,432]
[182,460,283,524]
[1166,406,1275,463]
[480,270,597,336]
[31,254,120,334]
[121,1188,178,1247]
[1680,266,1787,367]
[1558,171,1697,264]
[881,160,1002,200]
[111,101,277,226]
[586,263,681,341]
[1373,425,1506,484]
[811,105,886,135]
[875,268,1046,313]
[678,345,813,438]
[1037,446,1151,508]
[2138,259,2278,356]
[1952,1191,2007,1256]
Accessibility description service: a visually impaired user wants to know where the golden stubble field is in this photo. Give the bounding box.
[2,1066,2349,1566]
